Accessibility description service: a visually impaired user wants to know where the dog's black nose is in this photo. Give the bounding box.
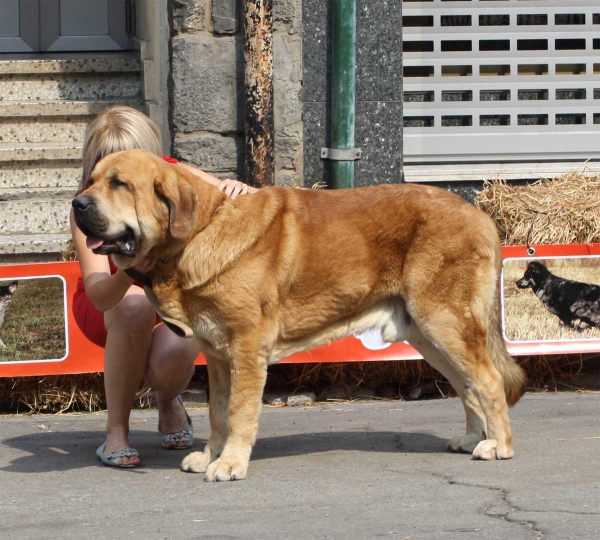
[72,195,92,211]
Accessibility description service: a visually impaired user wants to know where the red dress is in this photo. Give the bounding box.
[72,156,177,347]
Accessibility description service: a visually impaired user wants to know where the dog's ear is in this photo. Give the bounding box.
[8,282,18,294]
[155,168,197,241]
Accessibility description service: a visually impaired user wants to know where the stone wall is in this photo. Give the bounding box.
[169,0,303,185]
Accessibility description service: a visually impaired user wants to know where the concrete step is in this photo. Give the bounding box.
[0,71,142,102]
[0,115,91,144]
[0,186,76,201]
[0,53,139,75]
[0,199,71,235]
[0,98,142,117]
[0,159,81,190]
[0,233,72,257]
[0,142,83,162]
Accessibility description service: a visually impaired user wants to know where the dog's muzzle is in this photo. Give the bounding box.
[72,195,107,234]
[516,278,531,289]
[72,195,137,257]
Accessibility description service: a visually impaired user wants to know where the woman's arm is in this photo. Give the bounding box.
[70,211,135,312]
[178,163,259,199]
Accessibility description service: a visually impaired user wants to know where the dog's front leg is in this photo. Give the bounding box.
[205,341,268,482]
[181,355,230,474]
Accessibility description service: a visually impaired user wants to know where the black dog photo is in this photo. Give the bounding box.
[503,258,600,342]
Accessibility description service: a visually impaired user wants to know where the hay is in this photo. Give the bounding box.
[270,354,598,397]
[0,374,153,414]
[62,239,77,262]
[474,168,600,246]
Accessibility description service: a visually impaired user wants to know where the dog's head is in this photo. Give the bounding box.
[0,281,18,300]
[72,149,198,268]
[516,261,549,289]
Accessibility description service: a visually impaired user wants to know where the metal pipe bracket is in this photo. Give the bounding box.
[321,148,362,161]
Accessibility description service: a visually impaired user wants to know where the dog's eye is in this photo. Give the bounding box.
[110,178,128,190]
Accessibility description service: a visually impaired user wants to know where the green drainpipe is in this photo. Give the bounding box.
[330,0,357,189]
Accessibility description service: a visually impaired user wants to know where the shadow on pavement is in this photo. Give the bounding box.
[0,429,449,473]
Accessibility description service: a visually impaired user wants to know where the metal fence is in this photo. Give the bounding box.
[402,0,600,182]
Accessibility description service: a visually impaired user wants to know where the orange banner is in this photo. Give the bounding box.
[1,243,599,377]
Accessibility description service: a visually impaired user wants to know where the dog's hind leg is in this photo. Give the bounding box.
[406,325,487,454]
[408,316,514,461]
[181,355,230,474]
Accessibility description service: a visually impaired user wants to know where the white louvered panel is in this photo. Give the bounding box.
[401,0,600,181]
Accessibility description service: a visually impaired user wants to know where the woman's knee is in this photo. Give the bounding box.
[105,293,155,334]
[145,329,197,390]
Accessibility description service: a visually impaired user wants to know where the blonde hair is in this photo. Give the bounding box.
[79,106,163,190]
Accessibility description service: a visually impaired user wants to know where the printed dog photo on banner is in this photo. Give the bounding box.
[0,276,68,363]
[502,256,600,343]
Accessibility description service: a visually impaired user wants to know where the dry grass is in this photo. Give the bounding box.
[62,239,77,262]
[475,169,600,246]
[0,374,155,414]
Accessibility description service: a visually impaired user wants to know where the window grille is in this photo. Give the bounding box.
[402,0,600,181]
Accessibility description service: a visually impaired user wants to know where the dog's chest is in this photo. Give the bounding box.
[192,315,228,351]
[536,288,546,300]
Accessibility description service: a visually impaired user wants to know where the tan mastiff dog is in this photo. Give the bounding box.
[72,149,527,482]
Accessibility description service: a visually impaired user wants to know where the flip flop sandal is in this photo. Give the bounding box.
[158,395,194,450]
[96,442,140,468]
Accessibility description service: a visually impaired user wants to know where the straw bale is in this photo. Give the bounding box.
[475,169,600,246]
[0,374,153,414]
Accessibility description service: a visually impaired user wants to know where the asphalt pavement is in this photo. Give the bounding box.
[1,392,598,540]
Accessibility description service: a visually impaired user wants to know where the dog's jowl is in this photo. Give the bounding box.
[73,149,528,481]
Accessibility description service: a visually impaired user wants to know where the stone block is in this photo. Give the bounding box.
[274,0,301,29]
[173,0,205,33]
[275,168,302,187]
[171,35,243,134]
[174,132,242,176]
[212,0,238,34]
[273,31,303,186]
[263,392,288,406]
[287,392,316,407]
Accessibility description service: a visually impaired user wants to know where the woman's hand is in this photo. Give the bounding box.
[218,179,258,199]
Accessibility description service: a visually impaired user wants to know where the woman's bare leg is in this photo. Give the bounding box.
[145,323,198,444]
[102,288,156,466]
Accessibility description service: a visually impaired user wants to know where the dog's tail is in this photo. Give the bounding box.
[487,276,527,407]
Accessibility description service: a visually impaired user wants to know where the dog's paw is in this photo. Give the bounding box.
[447,433,484,454]
[495,443,515,460]
[471,439,515,460]
[205,458,248,482]
[180,451,211,473]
